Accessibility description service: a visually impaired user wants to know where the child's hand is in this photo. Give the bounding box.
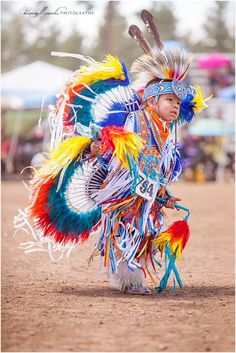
[164,197,181,209]
[90,141,101,156]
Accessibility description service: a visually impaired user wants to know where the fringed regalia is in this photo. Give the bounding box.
[15,10,211,294]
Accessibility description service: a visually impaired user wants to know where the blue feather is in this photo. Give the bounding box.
[169,147,183,182]
[97,101,129,127]
[47,161,101,240]
[121,61,130,86]
[69,79,122,127]
[179,93,195,124]
[69,62,131,127]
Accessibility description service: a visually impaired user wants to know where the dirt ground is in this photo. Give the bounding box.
[1,180,235,352]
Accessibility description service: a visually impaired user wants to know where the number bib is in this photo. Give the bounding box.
[135,168,159,201]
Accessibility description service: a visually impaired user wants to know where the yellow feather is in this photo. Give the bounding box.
[153,232,184,259]
[36,136,91,178]
[163,66,170,78]
[191,85,212,113]
[169,239,183,259]
[72,55,125,87]
[111,132,144,169]
[153,232,171,253]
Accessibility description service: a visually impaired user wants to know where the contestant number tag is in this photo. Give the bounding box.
[135,169,159,201]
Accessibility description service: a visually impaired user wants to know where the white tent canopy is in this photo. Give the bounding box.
[2,61,72,109]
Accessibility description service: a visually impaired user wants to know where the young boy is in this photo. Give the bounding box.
[89,82,185,294]
[17,10,210,295]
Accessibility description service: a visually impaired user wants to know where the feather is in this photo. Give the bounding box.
[141,9,164,51]
[101,126,144,169]
[130,10,192,86]
[73,55,126,87]
[153,220,190,259]
[131,49,192,84]
[179,93,195,124]
[191,85,212,113]
[54,56,130,132]
[128,25,153,55]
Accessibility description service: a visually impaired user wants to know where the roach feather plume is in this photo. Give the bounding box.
[128,25,153,55]
[141,9,164,51]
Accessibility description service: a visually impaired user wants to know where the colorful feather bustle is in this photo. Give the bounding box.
[28,135,103,244]
[101,126,144,169]
[30,161,101,245]
[55,55,131,131]
[153,220,190,259]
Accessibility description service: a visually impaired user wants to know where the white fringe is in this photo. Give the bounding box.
[108,259,144,291]
[14,208,76,262]
[49,95,68,151]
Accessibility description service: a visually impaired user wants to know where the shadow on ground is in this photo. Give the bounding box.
[57,285,235,300]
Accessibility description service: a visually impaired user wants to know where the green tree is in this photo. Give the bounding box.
[1,1,84,72]
[56,27,83,71]
[90,2,132,62]
[202,1,235,52]
[1,2,28,72]
[144,1,178,42]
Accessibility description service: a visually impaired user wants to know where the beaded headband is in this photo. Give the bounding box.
[143,80,188,101]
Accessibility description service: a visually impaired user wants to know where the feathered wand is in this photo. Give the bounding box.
[153,197,190,292]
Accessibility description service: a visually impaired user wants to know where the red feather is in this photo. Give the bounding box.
[101,126,125,152]
[168,220,190,250]
[30,178,91,245]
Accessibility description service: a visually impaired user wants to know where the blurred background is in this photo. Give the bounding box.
[1,0,235,182]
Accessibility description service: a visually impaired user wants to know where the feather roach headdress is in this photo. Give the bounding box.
[129,10,191,87]
[128,10,211,122]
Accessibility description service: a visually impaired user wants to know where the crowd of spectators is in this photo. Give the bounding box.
[1,127,234,182]
[207,64,234,99]
[179,135,234,182]
[1,133,44,177]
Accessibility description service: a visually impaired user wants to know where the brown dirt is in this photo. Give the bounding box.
[1,180,235,352]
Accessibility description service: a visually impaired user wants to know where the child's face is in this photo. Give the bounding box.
[155,93,181,122]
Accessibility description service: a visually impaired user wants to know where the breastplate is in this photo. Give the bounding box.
[136,110,160,180]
